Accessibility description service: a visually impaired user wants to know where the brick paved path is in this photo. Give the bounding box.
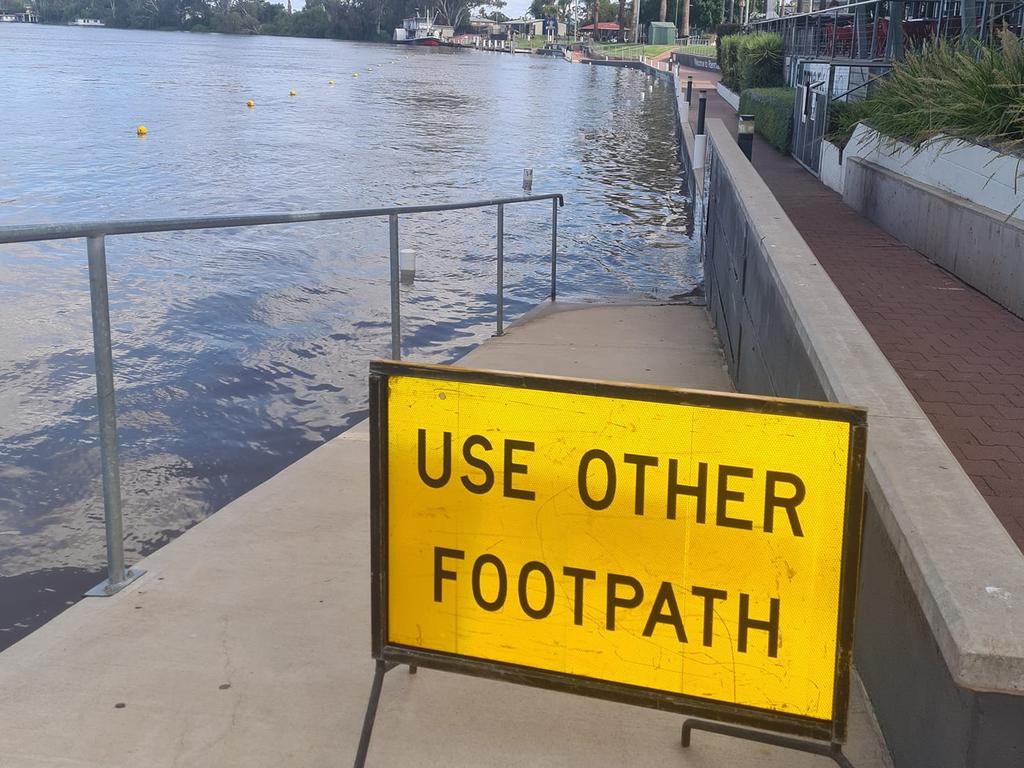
[677,64,1024,549]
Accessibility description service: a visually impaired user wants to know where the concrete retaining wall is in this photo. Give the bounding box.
[844,156,1024,320]
[715,82,740,110]
[702,118,1024,767]
[845,125,1024,223]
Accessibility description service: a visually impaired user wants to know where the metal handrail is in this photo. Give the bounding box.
[0,192,565,597]
[0,194,563,244]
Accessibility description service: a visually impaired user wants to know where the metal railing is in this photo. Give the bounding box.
[0,192,564,597]
[750,0,1024,61]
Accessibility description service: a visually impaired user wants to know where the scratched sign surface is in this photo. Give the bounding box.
[370,361,866,738]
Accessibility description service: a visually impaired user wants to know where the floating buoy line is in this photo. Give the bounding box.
[137,75,383,134]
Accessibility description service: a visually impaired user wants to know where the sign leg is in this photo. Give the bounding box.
[353,661,389,768]
[680,719,855,768]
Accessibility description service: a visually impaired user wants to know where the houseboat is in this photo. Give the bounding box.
[393,13,454,45]
[0,7,39,22]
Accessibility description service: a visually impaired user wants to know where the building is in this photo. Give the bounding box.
[580,21,621,40]
[502,18,568,38]
[466,16,502,37]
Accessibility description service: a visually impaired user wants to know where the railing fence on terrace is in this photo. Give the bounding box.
[750,0,1024,62]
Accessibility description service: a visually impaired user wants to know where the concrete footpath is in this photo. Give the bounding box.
[677,62,1024,551]
[0,303,892,767]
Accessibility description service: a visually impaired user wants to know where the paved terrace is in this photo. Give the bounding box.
[678,63,1024,549]
[0,303,892,767]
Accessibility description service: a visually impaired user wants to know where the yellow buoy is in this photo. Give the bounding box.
[136,125,147,136]
[289,89,297,96]
[246,100,255,108]
[352,73,359,78]
[328,80,335,85]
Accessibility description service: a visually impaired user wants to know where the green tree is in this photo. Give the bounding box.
[688,0,720,32]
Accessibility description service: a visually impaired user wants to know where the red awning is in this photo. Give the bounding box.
[580,22,621,30]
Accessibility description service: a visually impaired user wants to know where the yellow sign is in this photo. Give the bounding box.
[370,361,866,740]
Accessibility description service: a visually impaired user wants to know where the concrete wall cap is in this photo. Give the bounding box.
[706,120,1024,694]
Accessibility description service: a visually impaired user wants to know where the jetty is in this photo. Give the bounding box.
[0,303,892,766]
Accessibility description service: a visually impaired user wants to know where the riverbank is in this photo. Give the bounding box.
[0,29,697,650]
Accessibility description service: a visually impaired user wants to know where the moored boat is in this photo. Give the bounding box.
[393,13,454,45]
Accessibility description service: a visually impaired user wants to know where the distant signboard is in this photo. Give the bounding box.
[370,361,866,741]
[543,17,557,35]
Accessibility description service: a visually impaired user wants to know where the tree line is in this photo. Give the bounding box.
[23,0,723,40]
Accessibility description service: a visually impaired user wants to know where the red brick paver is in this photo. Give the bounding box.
[678,65,1024,549]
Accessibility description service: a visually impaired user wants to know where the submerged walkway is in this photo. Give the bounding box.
[679,63,1024,550]
[0,303,892,767]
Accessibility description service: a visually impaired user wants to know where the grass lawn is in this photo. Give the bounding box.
[676,43,716,57]
[591,43,677,58]
[513,35,564,49]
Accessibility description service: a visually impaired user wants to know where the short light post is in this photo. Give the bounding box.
[686,75,693,103]
[693,90,708,170]
[737,114,755,161]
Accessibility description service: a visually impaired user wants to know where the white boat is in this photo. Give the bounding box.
[0,7,39,22]
[68,18,106,26]
[393,13,454,46]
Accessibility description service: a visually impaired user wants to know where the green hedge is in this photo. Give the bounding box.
[719,33,784,93]
[738,87,796,153]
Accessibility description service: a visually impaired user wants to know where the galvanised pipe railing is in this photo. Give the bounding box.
[0,192,565,597]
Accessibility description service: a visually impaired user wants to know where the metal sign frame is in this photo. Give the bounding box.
[368,360,867,744]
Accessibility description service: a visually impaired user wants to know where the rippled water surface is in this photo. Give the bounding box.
[0,25,697,646]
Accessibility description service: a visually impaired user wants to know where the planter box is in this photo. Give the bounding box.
[845,124,1023,223]
[715,82,740,111]
[819,139,844,194]
[841,125,1024,319]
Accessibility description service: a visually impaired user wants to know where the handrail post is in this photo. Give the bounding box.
[389,214,401,359]
[550,198,558,301]
[496,204,504,336]
[85,234,143,597]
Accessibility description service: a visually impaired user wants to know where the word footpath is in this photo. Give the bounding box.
[370,361,866,741]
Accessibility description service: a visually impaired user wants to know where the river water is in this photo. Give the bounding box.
[0,25,697,647]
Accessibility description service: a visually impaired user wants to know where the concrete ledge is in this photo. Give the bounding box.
[844,156,1024,320]
[702,118,1024,766]
[715,82,740,111]
[846,124,1024,223]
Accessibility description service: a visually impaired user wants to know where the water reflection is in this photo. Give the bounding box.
[0,25,697,646]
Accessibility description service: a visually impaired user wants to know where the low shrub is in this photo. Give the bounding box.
[739,87,796,153]
[826,99,872,149]
[719,32,784,92]
[715,22,742,67]
[738,33,785,89]
[719,36,740,89]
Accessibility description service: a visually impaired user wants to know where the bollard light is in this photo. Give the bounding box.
[523,168,533,194]
[686,75,693,103]
[696,90,707,135]
[738,114,755,161]
[399,248,416,284]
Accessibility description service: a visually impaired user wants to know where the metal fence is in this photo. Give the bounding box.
[0,192,564,598]
[751,0,1024,61]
